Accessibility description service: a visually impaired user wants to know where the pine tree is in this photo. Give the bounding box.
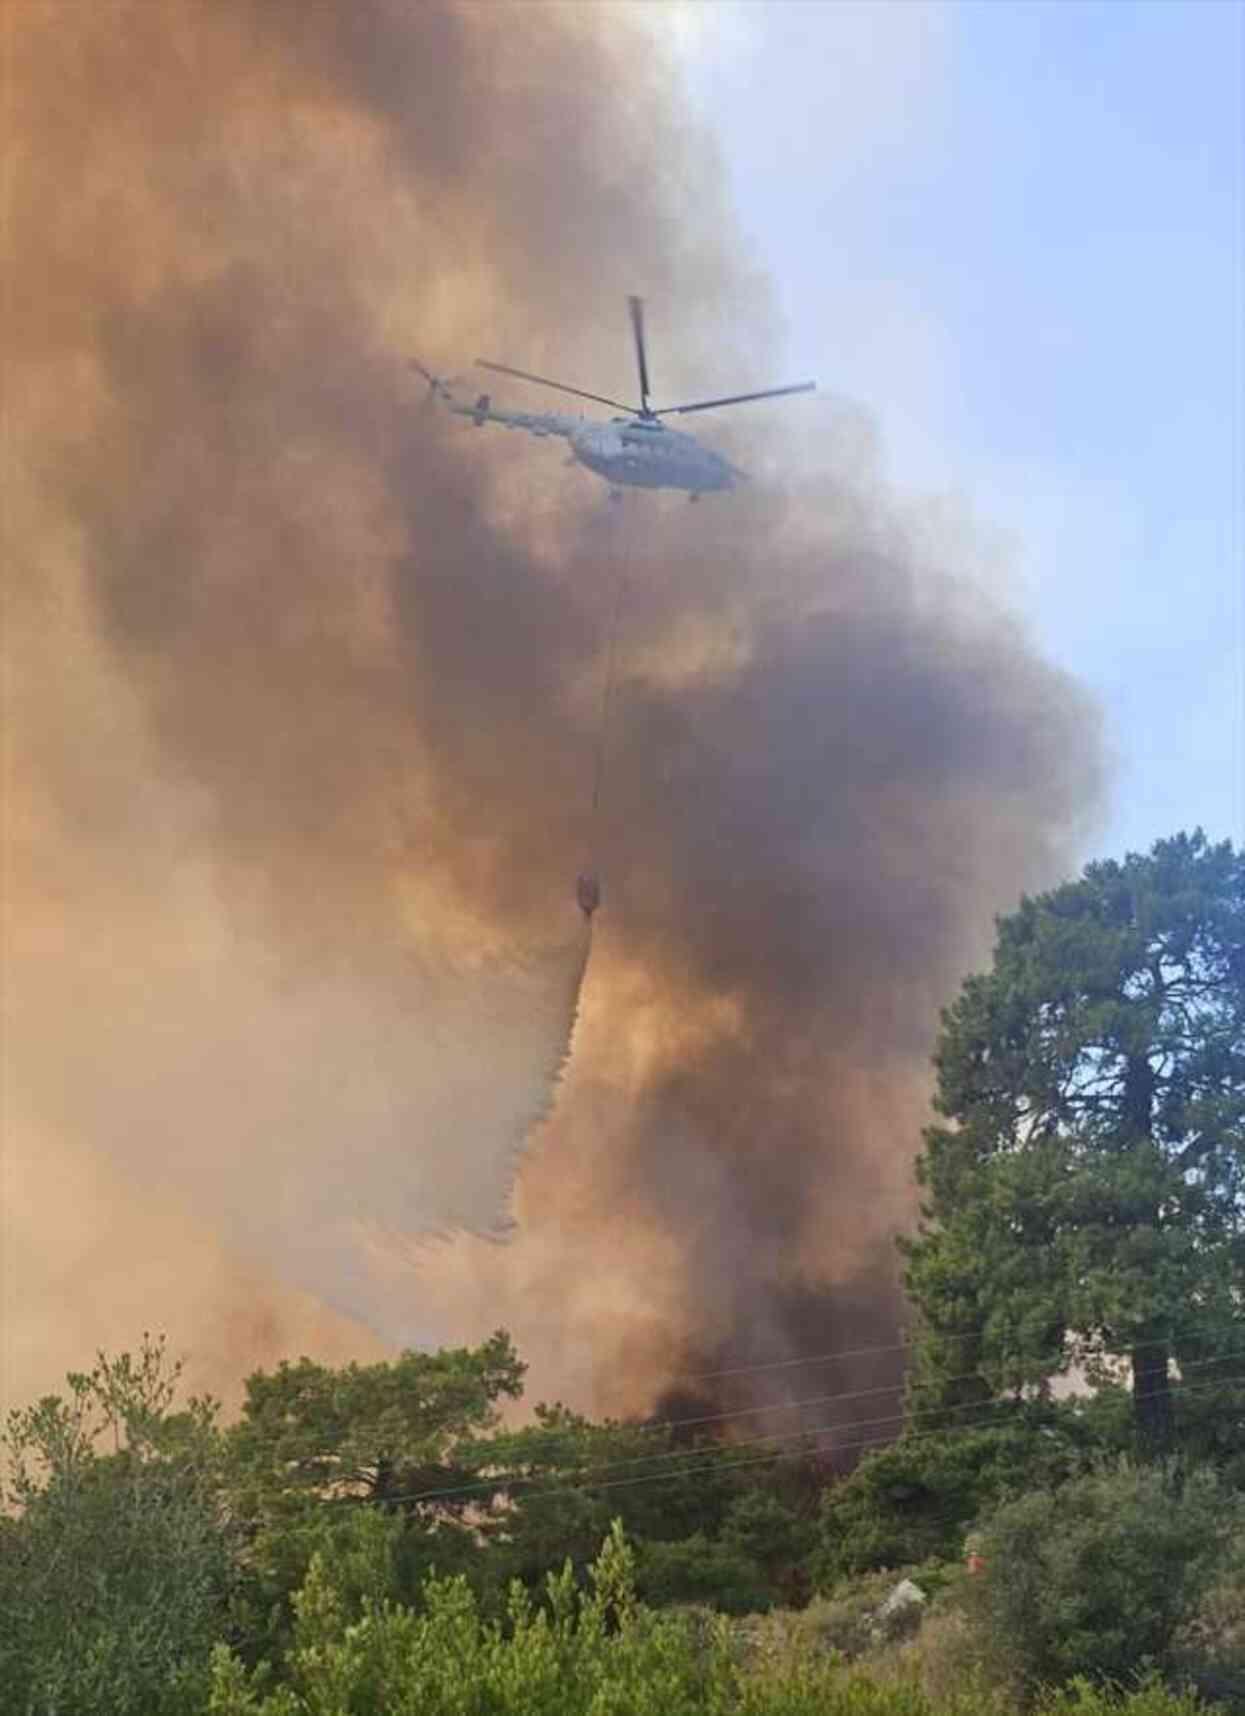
[902,831,1245,1450]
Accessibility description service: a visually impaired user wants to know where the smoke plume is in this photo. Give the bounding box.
[3,0,1102,1433]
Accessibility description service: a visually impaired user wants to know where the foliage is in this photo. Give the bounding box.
[1160,1378,1245,1489]
[0,1336,235,1716]
[960,1459,1240,1697]
[227,1328,524,1518]
[815,1418,1091,1582]
[208,1520,1202,1716]
[2,1332,1237,1716]
[722,1487,817,1592]
[452,1401,789,1606]
[230,1505,423,1671]
[903,831,1245,1448]
[475,1401,746,1526]
[636,1532,775,1614]
[1170,1518,1245,1707]
[760,1569,932,1665]
[1040,1682,1216,1716]
[208,1520,728,1715]
[222,1353,817,1662]
[225,1334,525,1661]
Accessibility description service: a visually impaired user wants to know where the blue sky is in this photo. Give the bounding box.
[675,0,1242,862]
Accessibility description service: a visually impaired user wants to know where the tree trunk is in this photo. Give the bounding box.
[1125,1048,1170,1450]
[1131,1340,1172,1452]
[1123,1051,1155,1139]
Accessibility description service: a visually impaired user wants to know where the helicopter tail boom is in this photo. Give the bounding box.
[408,358,455,403]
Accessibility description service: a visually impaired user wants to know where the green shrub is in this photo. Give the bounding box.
[208,1523,935,1715]
[793,1570,929,1663]
[209,1522,1201,1716]
[0,1341,236,1716]
[230,1505,408,1667]
[1171,1521,1245,1708]
[962,1460,1239,1698]
[816,1421,1088,1584]
[1039,1679,1214,1715]
[722,1489,816,1591]
[635,1532,774,1615]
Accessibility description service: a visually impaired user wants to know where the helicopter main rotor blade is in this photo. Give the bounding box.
[656,380,817,418]
[628,294,652,415]
[475,360,634,415]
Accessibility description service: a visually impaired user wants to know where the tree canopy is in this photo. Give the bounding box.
[902,831,1245,1446]
[228,1328,525,1517]
[0,1336,235,1716]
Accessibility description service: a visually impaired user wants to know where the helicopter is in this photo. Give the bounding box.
[412,297,815,500]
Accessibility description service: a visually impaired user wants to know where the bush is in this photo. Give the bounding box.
[203,1518,1235,1716]
[0,1341,236,1716]
[634,1531,774,1615]
[209,1522,735,1715]
[793,1570,930,1663]
[863,1605,990,1708]
[231,1505,407,1667]
[722,1491,815,1579]
[816,1421,1089,1584]
[1171,1520,1245,1708]
[962,1460,1239,1698]
[207,1522,1008,1716]
[1040,1682,1214,1716]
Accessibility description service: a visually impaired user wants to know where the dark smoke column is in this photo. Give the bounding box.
[3,0,1104,1415]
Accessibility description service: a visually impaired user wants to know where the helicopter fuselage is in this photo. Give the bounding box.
[568,416,736,494]
[447,394,739,495]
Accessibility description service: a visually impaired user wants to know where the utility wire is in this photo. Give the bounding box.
[686,1325,1245,1386]
[250,1337,1245,1508]
[309,1356,1245,1514]
[684,1336,919,1385]
[319,1369,1244,1514]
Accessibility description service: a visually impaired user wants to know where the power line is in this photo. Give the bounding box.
[310,1355,1245,1514]
[684,1335,918,1384]
[692,1324,1243,1392]
[236,1322,1201,1481]
[622,1337,1245,1436]
[580,1350,1245,1487]
[358,1369,1245,1513]
[258,1335,1245,1504]
[668,1336,1187,1431]
[618,1321,1245,1389]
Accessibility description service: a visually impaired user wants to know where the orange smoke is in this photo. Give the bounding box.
[2,0,1102,1432]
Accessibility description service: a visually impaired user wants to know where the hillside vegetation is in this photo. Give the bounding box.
[3,832,1240,1713]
